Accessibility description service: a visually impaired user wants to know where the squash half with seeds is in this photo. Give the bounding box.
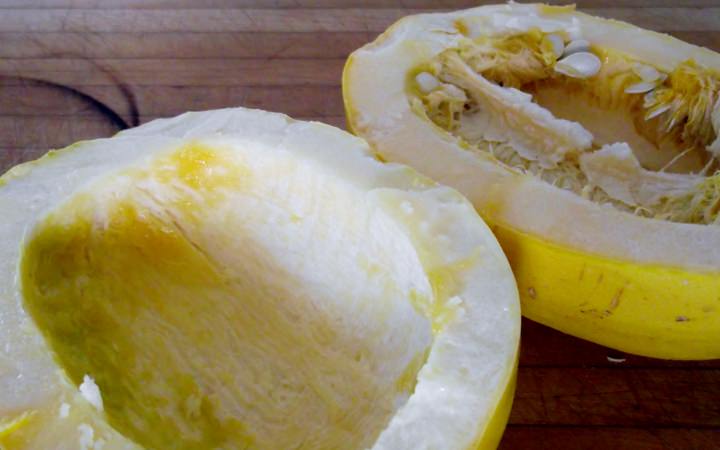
[343,3,720,359]
[0,108,519,449]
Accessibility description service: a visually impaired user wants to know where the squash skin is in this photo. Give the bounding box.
[492,223,720,360]
[341,4,720,359]
[471,353,517,450]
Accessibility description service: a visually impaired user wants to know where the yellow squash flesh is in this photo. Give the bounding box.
[0,108,520,449]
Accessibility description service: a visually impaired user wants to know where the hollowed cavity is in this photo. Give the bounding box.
[411,28,720,224]
[21,144,432,450]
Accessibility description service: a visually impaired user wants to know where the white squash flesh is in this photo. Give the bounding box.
[0,108,519,449]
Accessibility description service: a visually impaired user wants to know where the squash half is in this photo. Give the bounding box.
[343,3,720,359]
[0,108,519,449]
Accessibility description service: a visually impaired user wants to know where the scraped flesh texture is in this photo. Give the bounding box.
[414,31,720,225]
[442,52,593,168]
[528,82,707,173]
[21,144,433,450]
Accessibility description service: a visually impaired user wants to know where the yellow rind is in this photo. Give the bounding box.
[471,350,517,450]
[492,222,720,360]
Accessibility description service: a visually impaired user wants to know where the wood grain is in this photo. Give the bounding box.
[0,8,719,33]
[500,427,720,450]
[518,320,720,369]
[0,58,345,86]
[2,0,720,9]
[1,2,719,450]
[0,32,373,58]
[512,368,720,426]
[2,31,718,59]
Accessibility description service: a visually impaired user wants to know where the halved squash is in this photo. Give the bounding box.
[343,3,720,359]
[0,108,519,449]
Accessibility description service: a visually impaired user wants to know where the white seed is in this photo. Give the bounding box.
[633,64,661,83]
[415,72,440,93]
[645,103,671,120]
[563,39,591,56]
[545,33,565,58]
[555,52,601,79]
[624,81,657,94]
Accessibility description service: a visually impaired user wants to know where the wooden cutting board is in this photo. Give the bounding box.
[1,1,719,449]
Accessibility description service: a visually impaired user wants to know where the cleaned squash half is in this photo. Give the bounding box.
[0,108,519,449]
[343,3,720,359]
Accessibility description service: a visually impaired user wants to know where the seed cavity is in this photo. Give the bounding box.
[412,29,720,225]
